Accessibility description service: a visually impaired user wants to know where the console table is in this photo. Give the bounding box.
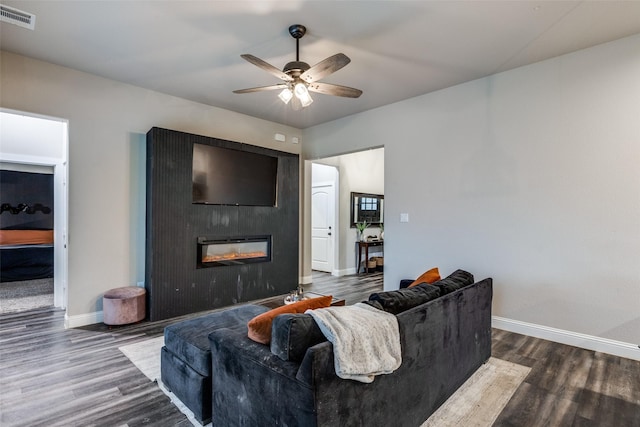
[356,240,383,274]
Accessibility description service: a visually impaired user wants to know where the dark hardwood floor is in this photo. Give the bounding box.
[1,271,638,426]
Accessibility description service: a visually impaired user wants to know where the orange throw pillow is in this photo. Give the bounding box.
[407,267,441,288]
[247,295,333,344]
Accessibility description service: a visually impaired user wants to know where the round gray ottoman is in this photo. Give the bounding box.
[103,286,146,325]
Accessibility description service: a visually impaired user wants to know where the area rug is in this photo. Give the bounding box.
[120,338,530,427]
[420,357,530,426]
[118,337,205,426]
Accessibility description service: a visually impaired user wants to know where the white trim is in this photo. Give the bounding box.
[0,152,62,166]
[333,267,357,277]
[300,275,313,285]
[0,107,65,123]
[65,311,103,329]
[492,316,640,361]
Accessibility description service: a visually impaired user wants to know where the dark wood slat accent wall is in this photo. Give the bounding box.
[145,127,299,321]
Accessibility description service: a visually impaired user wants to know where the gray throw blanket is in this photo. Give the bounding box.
[306,303,401,383]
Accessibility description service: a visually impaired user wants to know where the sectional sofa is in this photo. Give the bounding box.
[161,270,493,426]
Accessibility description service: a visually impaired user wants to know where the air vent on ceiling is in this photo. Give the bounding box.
[0,4,36,30]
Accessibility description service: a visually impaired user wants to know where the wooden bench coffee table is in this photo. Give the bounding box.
[303,291,346,306]
[260,291,346,309]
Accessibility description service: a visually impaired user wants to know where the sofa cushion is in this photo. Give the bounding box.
[247,296,333,345]
[368,285,441,315]
[164,304,268,377]
[399,279,414,289]
[270,313,326,362]
[407,267,441,288]
[361,299,384,310]
[431,269,474,296]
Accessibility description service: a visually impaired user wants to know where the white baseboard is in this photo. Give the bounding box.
[492,316,640,361]
[332,268,356,277]
[65,310,103,329]
[302,268,356,281]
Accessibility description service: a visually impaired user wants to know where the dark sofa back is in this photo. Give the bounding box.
[299,277,493,427]
[395,277,493,420]
[270,270,478,363]
[368,269,475,314]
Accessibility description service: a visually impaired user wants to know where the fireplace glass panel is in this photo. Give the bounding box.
[197,236,271,268]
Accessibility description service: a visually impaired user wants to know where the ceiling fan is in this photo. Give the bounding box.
[233,24,363,109]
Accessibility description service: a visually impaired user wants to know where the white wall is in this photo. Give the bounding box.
[312,149,384,274]
[0,51,302,324]
[303,34,640,348]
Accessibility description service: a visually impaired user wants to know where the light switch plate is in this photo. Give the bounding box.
[400,213,409,223]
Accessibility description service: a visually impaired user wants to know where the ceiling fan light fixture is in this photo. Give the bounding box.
[294,83,313,107]
[278,88,293,104]
[294,82,308,97]
[299,92,313,107]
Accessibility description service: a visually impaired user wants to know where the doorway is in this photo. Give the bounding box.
[306,147,384,278]
[0,109,69,312]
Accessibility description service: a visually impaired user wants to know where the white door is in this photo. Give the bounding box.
[311,183,335,273]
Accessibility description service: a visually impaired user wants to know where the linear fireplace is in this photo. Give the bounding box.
[197,235,271,268]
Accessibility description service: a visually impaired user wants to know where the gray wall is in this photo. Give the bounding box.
[302,34,640,346]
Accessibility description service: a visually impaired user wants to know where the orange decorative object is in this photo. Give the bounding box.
[407,267,441,288]
[247,295,333,344]
[0,230,54,246]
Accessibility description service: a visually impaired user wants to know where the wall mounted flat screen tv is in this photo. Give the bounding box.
[192,143,278,206]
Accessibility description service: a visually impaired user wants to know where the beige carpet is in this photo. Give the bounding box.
[120,338,530,427]
[0,278,54,314]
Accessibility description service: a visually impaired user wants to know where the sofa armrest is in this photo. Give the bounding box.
[208,327,316,426]
[295,341,335,386]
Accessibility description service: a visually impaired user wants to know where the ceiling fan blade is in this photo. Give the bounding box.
[240,54,293,82]
[233,84,288,94]
[300,53,351,83]
[307,82,362,98]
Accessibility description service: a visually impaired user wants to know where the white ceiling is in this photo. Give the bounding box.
[1,1,639,129]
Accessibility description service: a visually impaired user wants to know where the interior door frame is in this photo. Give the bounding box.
[0,109,69,311]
